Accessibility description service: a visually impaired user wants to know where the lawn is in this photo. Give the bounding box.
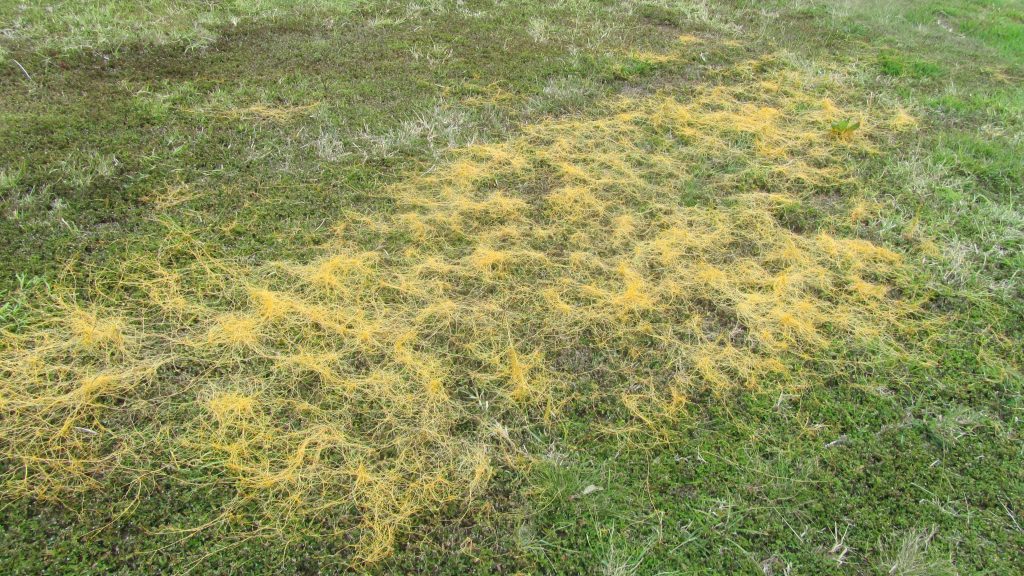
[0,1,1021,574]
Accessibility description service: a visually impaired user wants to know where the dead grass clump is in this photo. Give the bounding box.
[0,55,926,563]
[203,102,321,122]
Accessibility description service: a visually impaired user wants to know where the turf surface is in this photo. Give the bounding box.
[1,1,1021,574]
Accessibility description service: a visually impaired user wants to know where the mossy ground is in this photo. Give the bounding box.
[1,1,1022,574]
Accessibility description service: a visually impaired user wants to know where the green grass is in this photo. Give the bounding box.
[878,50,943,78]
[2,0,1022,574]
[0,0,364,53]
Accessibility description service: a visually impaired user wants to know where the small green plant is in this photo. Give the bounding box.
[830,117,862,139]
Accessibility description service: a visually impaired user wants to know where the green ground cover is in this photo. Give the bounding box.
[1,1,1021,574]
